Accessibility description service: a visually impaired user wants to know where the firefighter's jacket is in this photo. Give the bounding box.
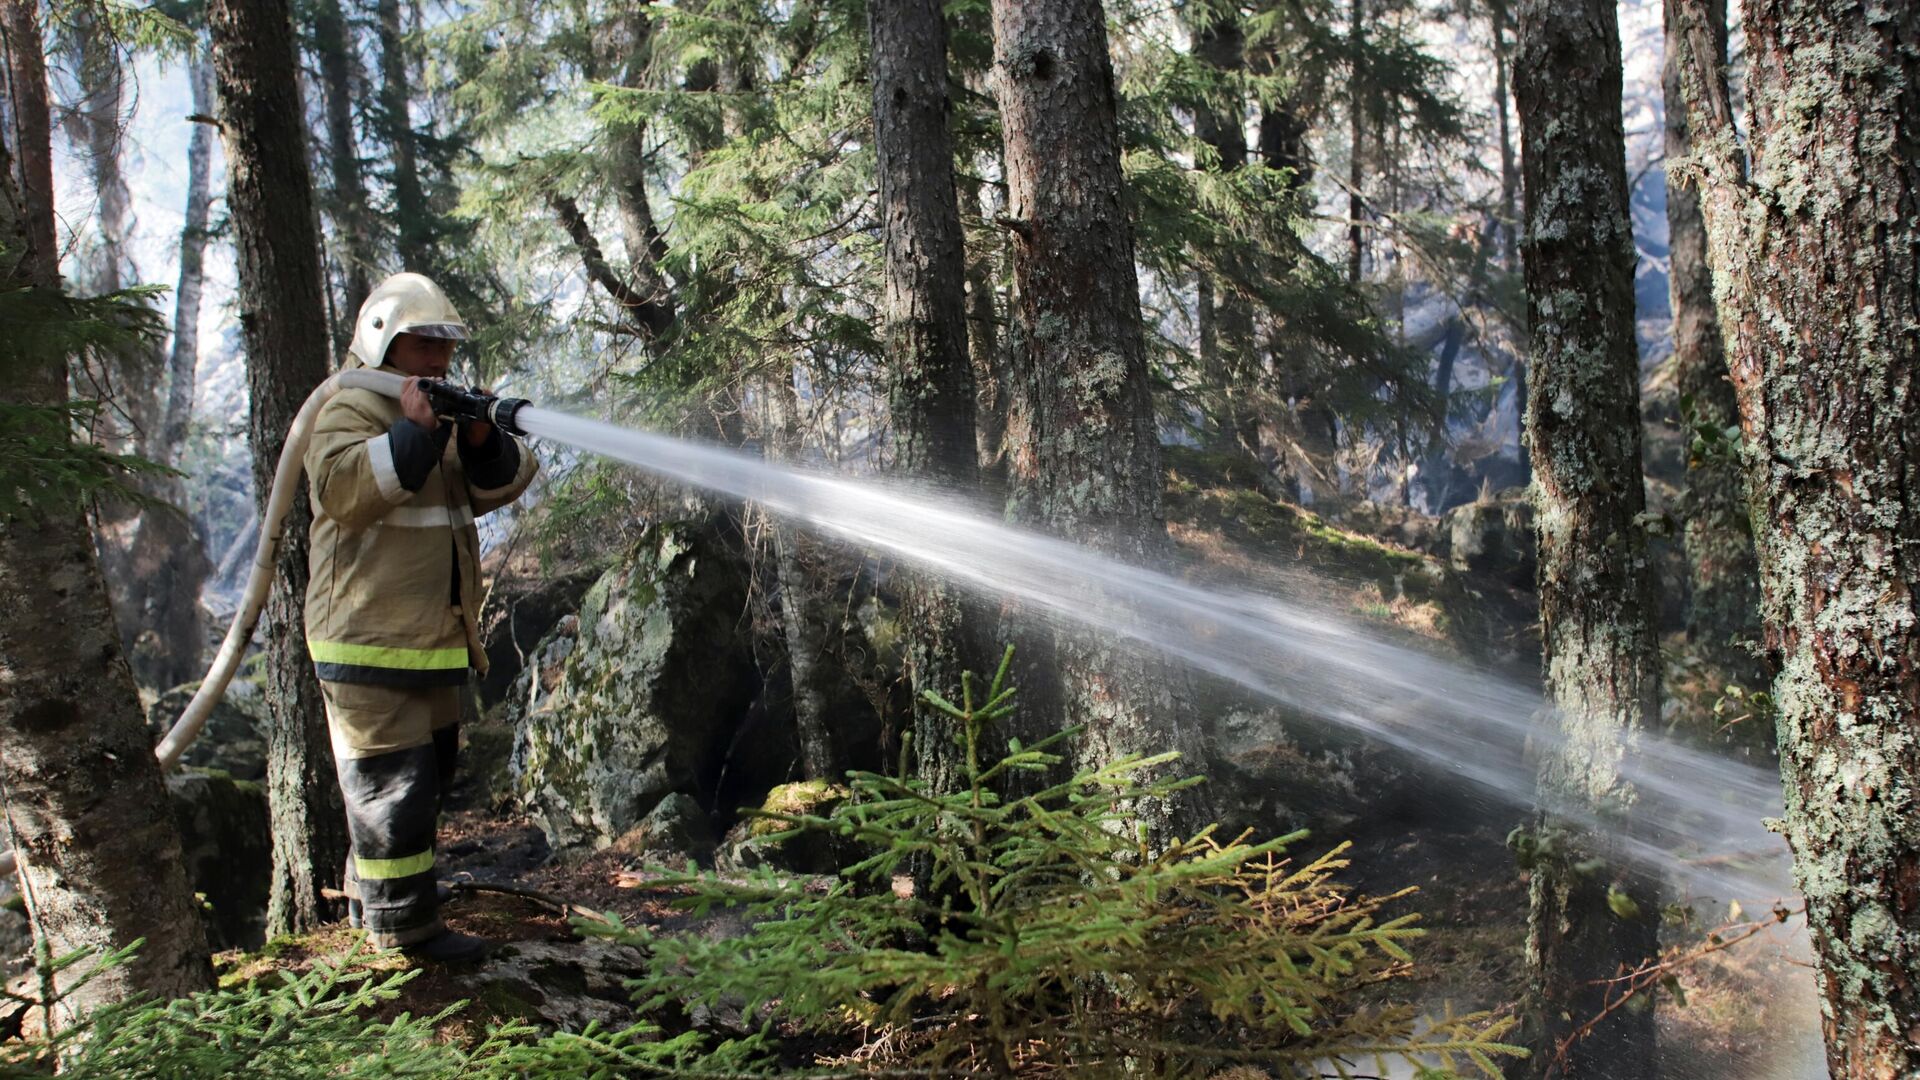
[303,375,537,687]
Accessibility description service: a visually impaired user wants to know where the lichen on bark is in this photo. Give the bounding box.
[1676,1,1920,1072]
[1513,0,1663,1070]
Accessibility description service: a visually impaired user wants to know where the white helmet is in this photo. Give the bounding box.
[348,272,469,369]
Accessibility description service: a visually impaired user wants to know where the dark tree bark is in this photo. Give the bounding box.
[1513,0,1662,1071]
[989,0,1207,840]
[157,51,216,471]
[870,0,984,794]
[373,0,428,271]
[610,12,675,343]
[1661,0,1762,691]
[116,49,217,696]
[1188,1,1259,461]
[0,0,213,1017]
[1679,1,1920,1073]
[311,0,376,332]
[207,0,350,935]
[763,372,840,782]
[1490,0,1520,266]
[1345,0,1365,285]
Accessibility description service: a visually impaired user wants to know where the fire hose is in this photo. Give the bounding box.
[0,368,531,878]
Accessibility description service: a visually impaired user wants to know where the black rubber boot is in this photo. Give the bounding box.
[402,929,490,963]
[348,898,364,929]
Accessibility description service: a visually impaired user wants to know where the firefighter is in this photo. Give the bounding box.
[303,272,537,961]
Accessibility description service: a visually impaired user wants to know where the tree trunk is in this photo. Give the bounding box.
[1189,1,1259,461]
[764,372,839,782]
[1490,0,1520,267]
[0,1,213,1018]
[989,0,1206,840]
[1662,0,1762,692]
[1513,0,1662,1071]
[1345,0,1365,286]
[115,48,218,696]
[870,0,984,795]
[374,0,428,271]
[1678,2,1920,1073]
[157,50,216,472]
[207,0,350,935]
[311,0,375,334]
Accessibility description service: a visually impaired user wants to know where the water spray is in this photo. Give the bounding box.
[0,379,1802,910]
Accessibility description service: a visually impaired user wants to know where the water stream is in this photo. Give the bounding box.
[517,406,1797,904]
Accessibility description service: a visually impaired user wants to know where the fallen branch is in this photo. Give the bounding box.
[1549,901,1805,1076]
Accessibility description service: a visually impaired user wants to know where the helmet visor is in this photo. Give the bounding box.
[400,321,470,341]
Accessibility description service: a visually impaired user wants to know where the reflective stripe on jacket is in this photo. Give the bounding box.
[303,372,537,687]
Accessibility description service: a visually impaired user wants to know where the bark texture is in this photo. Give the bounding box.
[870,0,984,794]
[0,1,213,1016]
[1678,1,1920,1073]
[1189,1,1259,461]
[158,52,217,470]
[374,0,428,271]
[1662,0,1763,688]
[1513,0,1661,1071]
[989,0,1206,839]
[208,0,350,934]
[765,372,840,782]
[312,0,375,331]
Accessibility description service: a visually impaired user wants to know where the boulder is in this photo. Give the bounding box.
[465,938,647,1031]
[1440,488,1536,592]
[716,780,854,875]
[168,768,271,951]
[510,518,758,853]
[611,792,716,864]
[148,680,269,781]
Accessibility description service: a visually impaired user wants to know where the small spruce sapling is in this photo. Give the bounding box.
[598,646,1525,1077]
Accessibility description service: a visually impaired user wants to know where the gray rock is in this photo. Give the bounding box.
[614,791,716,863]
[510,518,757,853]
[468,938,647,1031]
[1441,488,1536,591]
[148,680,269,781]
[168,768,271,951]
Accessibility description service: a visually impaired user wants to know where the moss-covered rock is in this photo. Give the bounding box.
[716,780,855,875]
[509,517,758,853]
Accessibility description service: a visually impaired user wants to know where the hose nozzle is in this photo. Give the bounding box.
[419,379,532,438]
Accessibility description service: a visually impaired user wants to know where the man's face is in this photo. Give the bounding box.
[385,332,457,378]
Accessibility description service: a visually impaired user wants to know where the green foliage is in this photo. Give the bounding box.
[0,940,715,1079]
[597,647,1525,1077]
[0,279,180,519]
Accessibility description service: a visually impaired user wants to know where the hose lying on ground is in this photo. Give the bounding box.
[3,367,474,879]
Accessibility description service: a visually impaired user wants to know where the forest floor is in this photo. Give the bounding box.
[199,798,1822,1078]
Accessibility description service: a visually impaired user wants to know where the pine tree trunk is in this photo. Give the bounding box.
[374,0,428,271]
[207,0,350,935]
[311,0,375,332]
[1513,0,1661,1071]
[764,373,839,782]
[1662,0,1763,693]
[157,51,215,471]
[1678,2,1920,1072]
[1189,2,1259,462]
[113,49,219,696]
[870,0,983,795]
[0,0,213,1017]
[611,12,675,342]
[989,0,1206,840]
[1345,0,1366,286]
